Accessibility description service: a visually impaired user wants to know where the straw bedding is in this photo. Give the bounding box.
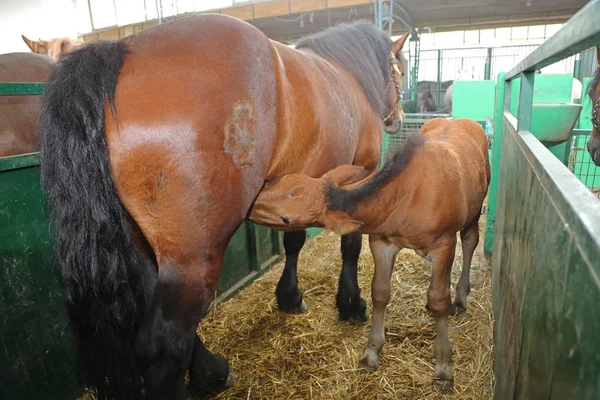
[195,217,494,399]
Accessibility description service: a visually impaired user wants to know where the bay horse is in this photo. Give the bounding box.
[587,46,600,165]
[250,118,491,392]
[22,35,83,60]
[0,52,54,157]
[39,14,408,400]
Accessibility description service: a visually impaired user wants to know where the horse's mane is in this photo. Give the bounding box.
[326,132,426,212]
[588,65,600,101]
[296,21,404,117]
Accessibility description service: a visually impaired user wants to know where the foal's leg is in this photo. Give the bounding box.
[451,216,480,314]
[427,235,457,393]
[275,230,308,312]
[359,235,399,369]
[337,233,369,322]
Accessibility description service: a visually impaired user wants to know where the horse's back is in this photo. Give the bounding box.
[0,52,55,157]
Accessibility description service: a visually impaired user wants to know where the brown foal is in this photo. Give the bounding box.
[250,118,491,391]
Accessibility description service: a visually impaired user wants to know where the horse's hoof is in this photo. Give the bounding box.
[338,297,369,323]
[434,378,453,394]
[450,302,467,315]
[359,351,378,370]
[225,369,238,388]
[279,299,308,314]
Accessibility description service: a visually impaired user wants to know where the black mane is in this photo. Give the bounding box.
[296,22,406,117]
[326,132,426,211]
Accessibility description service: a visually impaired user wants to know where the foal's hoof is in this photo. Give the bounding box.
[434,378,454,394]
[359,351,379,370]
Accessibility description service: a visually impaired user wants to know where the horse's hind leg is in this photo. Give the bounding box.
[135,252,234,400]
[337,233,368,322]
[276,230,308,312]
[451,216,480,314]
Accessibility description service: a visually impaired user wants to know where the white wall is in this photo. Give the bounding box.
[0,0,78,54]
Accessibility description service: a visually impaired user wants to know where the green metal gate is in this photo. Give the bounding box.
[0,82,283,399]
[487,1,600,398]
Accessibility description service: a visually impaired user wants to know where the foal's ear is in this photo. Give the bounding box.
[596,46,600,68]
[391,32,409,55]
[323,210,363,235]
[321,165,367,186]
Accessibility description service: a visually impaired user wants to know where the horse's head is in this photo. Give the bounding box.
[250,165,367,234]
[586,46,600,166]
[383,33,409,134]
[22,35,83,60]
[456,65,475,81]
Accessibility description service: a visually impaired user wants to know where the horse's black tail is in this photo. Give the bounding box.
[40,41,148,400]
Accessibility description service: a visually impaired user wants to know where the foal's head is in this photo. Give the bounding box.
[251,166,367,234]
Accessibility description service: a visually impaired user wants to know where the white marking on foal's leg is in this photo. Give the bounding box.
[359,236,399,370]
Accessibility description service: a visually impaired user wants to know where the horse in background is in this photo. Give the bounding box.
[586,46,600,165]
[417,88,437,113]
[21,35,83,60]
[39,15,408,399]
[250,118,491,393]
[0,52,55,157]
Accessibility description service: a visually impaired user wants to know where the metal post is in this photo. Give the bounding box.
[485,47,493,80]
[437,49,442,110]
[517,72,535,132]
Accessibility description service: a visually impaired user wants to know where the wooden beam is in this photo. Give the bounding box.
[221,5,254,20]
[253,0,290,19]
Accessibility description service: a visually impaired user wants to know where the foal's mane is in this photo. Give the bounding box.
[296,21,405,117]
[326,132,426,212]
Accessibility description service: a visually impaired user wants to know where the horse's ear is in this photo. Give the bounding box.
[391,32,409,55]
[321,165,367,186]
[22,35,37,51]
[596,46,600,68]
[323,210,363,235]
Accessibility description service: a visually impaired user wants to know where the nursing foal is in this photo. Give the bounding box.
[250,118,490,391]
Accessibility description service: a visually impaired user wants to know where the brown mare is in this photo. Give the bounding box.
[39,15,408,399]
[250,118,491,392]
[586,46,600,165]
[21,35,83,60]
[0,53,55,157]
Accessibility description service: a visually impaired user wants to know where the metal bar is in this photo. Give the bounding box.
[505,0,600,81]
[437,49,442,110]
[484,47,492,80]
[0,83,46,96]
[517,72,534,132]
[86,0,95,32]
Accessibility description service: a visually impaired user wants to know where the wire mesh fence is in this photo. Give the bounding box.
[379,113,451,167]
[568,131,600,198]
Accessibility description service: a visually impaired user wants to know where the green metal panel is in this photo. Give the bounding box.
[0,157,79,400]
[0,82,47,96]
[492,114,600,399]
[484,73,506,254]
[451,80,496,121]
[510,74,574,116]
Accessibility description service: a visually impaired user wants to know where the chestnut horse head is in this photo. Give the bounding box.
[21,35,83,60]
[587,46,600,165]
[384,33,409,133]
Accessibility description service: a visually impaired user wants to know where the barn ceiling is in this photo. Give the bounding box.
[238,0,590,43]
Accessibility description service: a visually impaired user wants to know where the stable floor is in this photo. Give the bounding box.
[197,218,494,399]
